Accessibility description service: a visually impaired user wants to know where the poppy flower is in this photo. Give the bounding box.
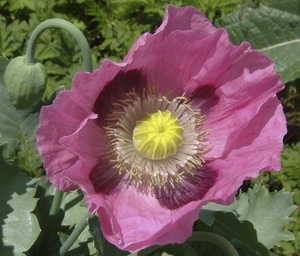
[36,4,286,253]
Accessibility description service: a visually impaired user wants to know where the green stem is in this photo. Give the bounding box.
[188,232,239,256]
[49,188,64,216]
[25,18,93,72]
[59,212,91,256]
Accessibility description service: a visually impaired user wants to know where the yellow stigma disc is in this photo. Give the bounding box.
[132,110,184,160]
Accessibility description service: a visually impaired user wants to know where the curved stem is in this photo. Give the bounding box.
[49,188,64,216]
[188,232,239,256]
[60,211,92,256]
[25,18,93,72]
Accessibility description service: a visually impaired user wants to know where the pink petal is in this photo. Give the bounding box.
[144,29,232,95]
[36,4,287,253]
[124,4,216,64]
[36,60,127,191]
[205,98,286,202]
[59,113,104,164]
[89,186,209,252]
[36,98,81,191]
[204,52,284,159]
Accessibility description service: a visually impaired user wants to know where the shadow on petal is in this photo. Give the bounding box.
[89,160,127,194]
[93,69,147,126]
[154,164,217,209]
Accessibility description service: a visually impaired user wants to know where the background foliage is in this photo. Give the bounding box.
[0,0,299,255]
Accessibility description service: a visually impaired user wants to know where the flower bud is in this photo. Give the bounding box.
[4,56,47,109]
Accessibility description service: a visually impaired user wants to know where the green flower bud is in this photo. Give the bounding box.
[4,56,47,109]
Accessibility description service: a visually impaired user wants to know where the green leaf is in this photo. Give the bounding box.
[0,19,21,58]
[236,185,297,249]
[200,201,239,226]
[0,56,42,177]
[216,0,300,83]
[162,243,199,256]
[0,153,40,256]
[3,189,41,256]
[88,215,128,256]
[196,212,270,256]
[57,188,94,254]
[44,61,67,75]
[58,227,92,256]
[201,185,297,249]
[8,0,36,11]
[280,142,300,180]
[61,190,86,227]
[58,190,93,255]
[0,53,9,76]
[278,143,300,212]
[185,0,240,21]
[25,177,63,256]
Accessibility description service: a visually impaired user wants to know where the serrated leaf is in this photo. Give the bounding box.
[201,185,297,249]
[58,227,92,256]
[190,0,240,21]
[214,212,270,256]
[35,41,62,61]
[61,190,87,227]
[3,189,41,256]
[0,154,40,256]
[8,0,36,11]
[200,201,239,226]
[44,61,68,75]
[216,0,300,83]
[0,19,17,58]
[25,177,64,256]
[196,212,270,256]
[0,59,42,177]
[236,185,297,249]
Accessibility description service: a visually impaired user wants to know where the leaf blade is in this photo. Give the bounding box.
[0,154,40,256]
[216,0,300,83]
[0,55,42,177]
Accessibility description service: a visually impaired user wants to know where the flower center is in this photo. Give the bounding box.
[104,89,208,192]
[132,110,184,160]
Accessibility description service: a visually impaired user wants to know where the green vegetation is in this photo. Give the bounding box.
[0,0,299,255]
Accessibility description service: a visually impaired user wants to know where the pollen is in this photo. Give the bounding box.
[133,110,184,160]
[104,88,208,192]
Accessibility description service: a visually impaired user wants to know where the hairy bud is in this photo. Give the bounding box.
[4,56,47,109]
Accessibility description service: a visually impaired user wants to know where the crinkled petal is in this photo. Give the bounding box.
[124,5,216,63]
[144,29,232,95]
[36,95,81,191]
[36,4,287,253]
[203,50,284,159]
[36,60,127,191]
[60,113,104,163]
[205,98,286,203]
[85,186,210,253]
[156,5,216,34]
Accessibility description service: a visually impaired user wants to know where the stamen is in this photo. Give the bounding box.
[104,87,208,192]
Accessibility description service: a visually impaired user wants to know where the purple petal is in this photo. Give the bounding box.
[154,165,217,209]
